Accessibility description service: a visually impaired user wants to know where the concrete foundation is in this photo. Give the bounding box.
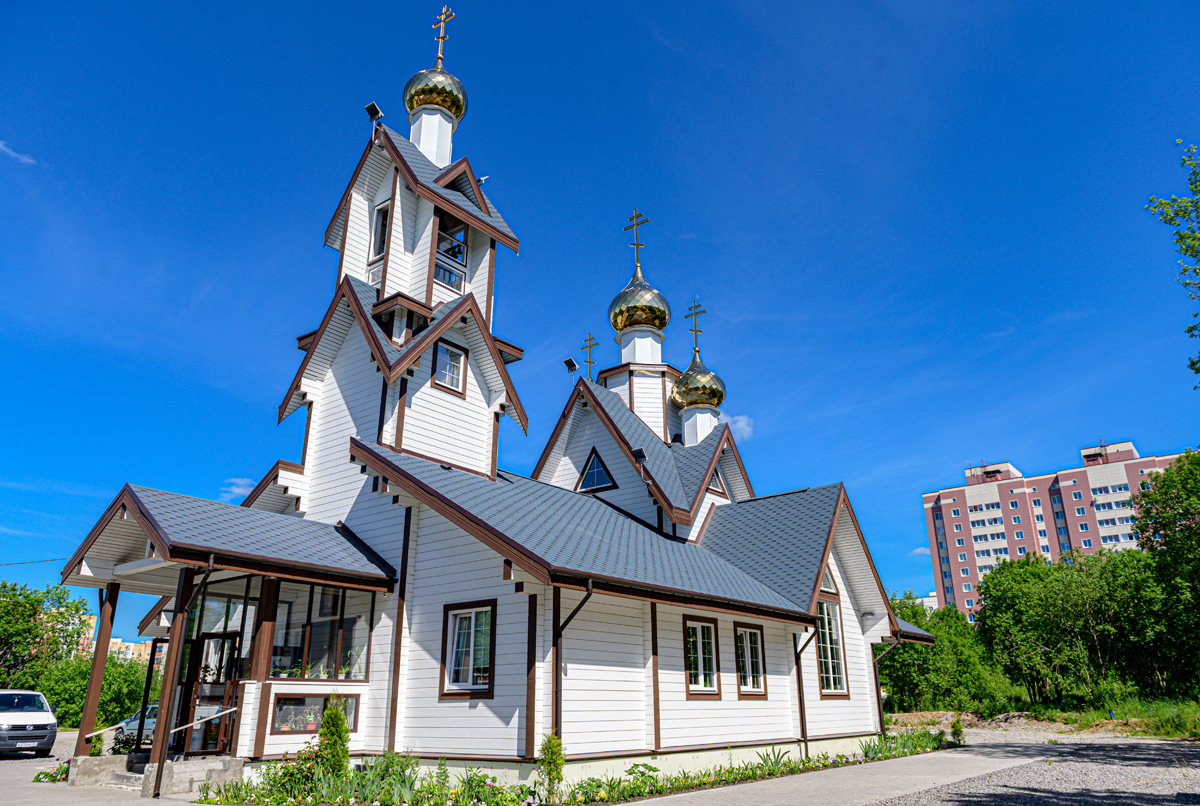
[141,756,244,797]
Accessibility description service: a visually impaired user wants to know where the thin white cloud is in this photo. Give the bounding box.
[908,546,931,556]
[0,478,112,498]
[219,478,257,503]
[0,141,36,165]
[0,526,45,537]
[718,413,754,441]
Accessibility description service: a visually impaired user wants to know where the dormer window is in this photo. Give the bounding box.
[707,469,727,497]
[437,212,468,265]
[575,448,616,493]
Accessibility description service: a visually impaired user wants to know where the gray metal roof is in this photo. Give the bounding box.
[129,486,394,580]
[357,443,807,616]
[670,427,725,505]
[346,276,408,365]
[382,126,517,244]
[896,617,935,642]
[583,380,689,505]
[701,482,844,613]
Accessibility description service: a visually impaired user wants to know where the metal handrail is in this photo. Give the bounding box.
[83,724,123,740]
[168,706,237,736]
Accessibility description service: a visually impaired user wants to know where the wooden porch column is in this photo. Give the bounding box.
[249,578,279,682]
[149,567,196,760]
[74,581,121,757]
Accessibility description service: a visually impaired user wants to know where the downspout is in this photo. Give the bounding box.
[872,640,900,736]
[553,579,593,740]
[153,555,215,799]
[794,630,816,759]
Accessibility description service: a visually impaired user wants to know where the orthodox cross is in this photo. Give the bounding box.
[433,6,455,68]
[580,333,599,381]
[623,208,649,269]
[685,299,706,354]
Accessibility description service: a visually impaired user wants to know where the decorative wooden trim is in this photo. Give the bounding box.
[301,403,313,469]
[682,614,722,701]
[252,682,273,758]
[167,545,393,592]
[386,507,412,751]
[393,378,408,452]
[431,337,469,398]
[492,335,523,362]
[565,736,801,761]
[524,593,538,759]
[376,378,389,443]
[807,488,846,615]
[732,621,768,700]
[692,503,717,545]
[377,168,399,299]
[628,369,635,412]
[433,155,491,216]
[551,587,560,736]
[573,446,619,494]
[388,446,492,480]
[706,468,728,499]
[485,239,496,326]
[268,692,361,735]
[650,602,660,751]
[424,209,441,306]
[251,578,280,682]
[661,373,669,441]
[137,595,171,635]
[596,362,685,382]
[438,599,498,701]
[61,487,171,584]
[374,290,434,320]
[226,680,247,757]
[491,413,501,480]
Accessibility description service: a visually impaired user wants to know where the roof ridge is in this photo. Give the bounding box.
[740,481,843,503]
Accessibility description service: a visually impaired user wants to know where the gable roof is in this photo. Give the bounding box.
[350,437,812,623]
[61,484,396,593]
[531,379,753,525]
[325,127,517,254]
[278,275,528,432]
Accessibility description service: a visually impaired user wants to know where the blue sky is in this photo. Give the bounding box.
[2,0,1198,642]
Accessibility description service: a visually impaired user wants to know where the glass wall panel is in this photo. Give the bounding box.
[272,582,311,678]
[339,590,374,680]
[272,695,359,733]
[306,586,343,679]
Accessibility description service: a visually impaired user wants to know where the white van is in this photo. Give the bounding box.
[0,690,57,757]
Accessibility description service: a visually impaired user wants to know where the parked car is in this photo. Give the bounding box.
[0,690,57,757]
[113,704,158,743]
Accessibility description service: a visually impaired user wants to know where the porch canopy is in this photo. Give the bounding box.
[61,484,397,596]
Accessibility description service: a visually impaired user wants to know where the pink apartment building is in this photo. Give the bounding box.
[921,441,1180,622]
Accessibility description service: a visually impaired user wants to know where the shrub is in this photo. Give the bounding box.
[88,733,104,757]
[537,733,564,804]
[318,698,350,777]
[951,714,965,745]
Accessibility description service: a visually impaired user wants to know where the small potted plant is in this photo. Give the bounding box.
[304,705,320,731]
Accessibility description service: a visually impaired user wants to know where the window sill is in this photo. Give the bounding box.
[432,278,466,295]
[737,689,767,700]
[368,254,386,266]
[819,691,850,700]
[438,688,493,702]
[431,379,467,399]
[685,690,721,701]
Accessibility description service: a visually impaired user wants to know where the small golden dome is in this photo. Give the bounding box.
[403,67,467,122]
[608,265,671,333]
[670,350,726,410]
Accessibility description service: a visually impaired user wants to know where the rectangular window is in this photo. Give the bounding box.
[271,582,376,681]
[1075,507,1085,516]
[1038,529,1047,538]
[372,204,390,261]
[965,599,974,608]
[1031,498,1041,507]
[1035,514,1045,522]
[433,340,467,395]
[987,517,1004,526]
[272,694,359,735]
[967,614,976,623]
[1061,542,1072,551]
[1011,516,1021,524]
[1058,526,1069,536]
[441,601,496,699]
[684,618,720,697]
[436,213,468,264]
[816,601,845,695]
[975,549,991,558]
[933,512,942,521]
[941,556,949,565]
[1051,496,1062,504]
[956,537,965,546]
[1113,483,1130,493]
[960,568,970,577]
[1009,501,1019,509]
[944,586,953,595]
[962,583,972,592]
[1072,491,1083,500]
[973,535,988,543]
[1082,538,1093,548]
[968,505,983,512]
[958,553,967,562]
[953,523,962,532]
[1014,530,1024,539]
[985,502,1002,510]
[1102,535,1119,544]
[951,509,960,517]
[1017,546,1027,555]
[1094,501,1114,511]
[1055,511,1065,521]
[1091,486,1109,496]
[1078,523,1090,531]
[970,520,985,528]
[1117,516,1134,525]
[1040,545,1051,554]
[433,263,465,292]
[942,570,950,579]
[734,624,765,697]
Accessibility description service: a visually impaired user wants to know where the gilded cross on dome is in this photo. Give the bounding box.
[685,299,706,355]
[433,6,455,69]
[623,209,649,269]
[580,333,599,381]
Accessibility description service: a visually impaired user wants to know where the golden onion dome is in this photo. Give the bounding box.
[608,265,672,333]
[670,350,726,410]
[403,66,468,123]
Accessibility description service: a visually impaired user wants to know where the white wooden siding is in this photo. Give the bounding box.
[341,148,391,285]
[630,371,666,440]
[718,451,752,502]
[797,551,879,738]
[605,373,631,408]
[545,408,658,524]
[682,492,730,542]
[408,198,437,302]
[559,590,646,755]
[400,507,527,756]
[666,400,682,442]
[400,333,493,474]
[654,604,796,748]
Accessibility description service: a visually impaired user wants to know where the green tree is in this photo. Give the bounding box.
[0,582,90,689]
[1146,141,1200,383]
[318,697,350,777]
[1132,448,1200,696]
[38,655,159,729]
[975,557,1063,702]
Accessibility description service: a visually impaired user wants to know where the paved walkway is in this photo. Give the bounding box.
[0,736,1069,805]
[643,743,1061,806]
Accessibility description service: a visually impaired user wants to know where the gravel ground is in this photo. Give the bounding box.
[962,727,1158,745]
[873,737,1200,805]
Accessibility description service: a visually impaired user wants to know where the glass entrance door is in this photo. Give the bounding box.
[183,631,240,754]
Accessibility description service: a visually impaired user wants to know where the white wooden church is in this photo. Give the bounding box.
[62,16,932,781]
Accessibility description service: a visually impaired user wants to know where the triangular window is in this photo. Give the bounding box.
[707,469,726,496]
[577,448,615,493]
[821,568,838,593]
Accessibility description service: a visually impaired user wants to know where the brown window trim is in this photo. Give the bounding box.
[732,621,768,700]
[439,599,498,701]
[707,469,728,499]
[268,584,376,683]
[431,338,469,398]
[574,446,619,494]
[269,691,361,735]
[816,593,849,700]
[682,614,722,701]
